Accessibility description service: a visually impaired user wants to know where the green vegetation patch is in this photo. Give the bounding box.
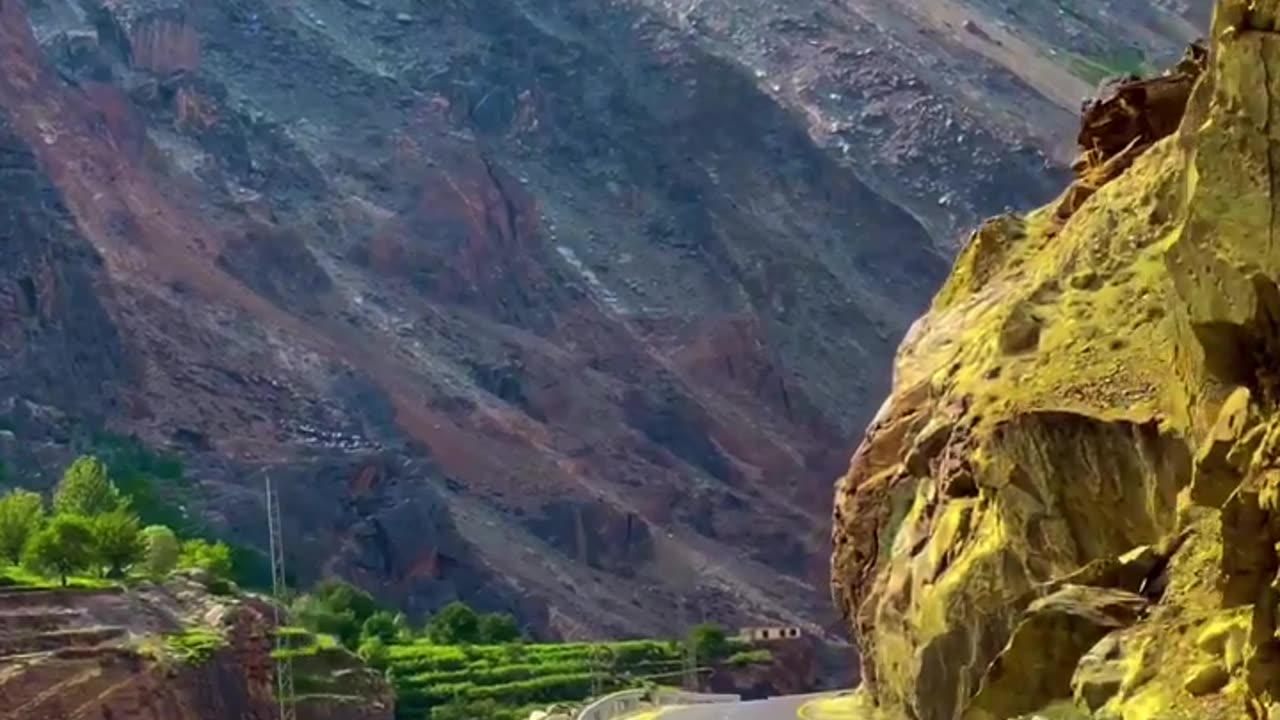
[162,628,227,664]
[384,637,689,719]
[1062,48,1153,85]
[727,649,773,667]
[0,565,115,590]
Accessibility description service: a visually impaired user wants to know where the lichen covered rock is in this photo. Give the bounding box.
[831,2,1280,718]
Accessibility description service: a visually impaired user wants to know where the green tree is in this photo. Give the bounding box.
[23,514,95,586]
[360,610,408,644]
[0,489,45,565]
[688,622,731,662]
[54,456,124,516]
[177,538,233,580]
[91,509,144,578]
[141,525,180,578]
[312,579,379,623]
[426,601,481,645]
[293,579,380,649]
[478,612,520,644]
[293,592,360,648]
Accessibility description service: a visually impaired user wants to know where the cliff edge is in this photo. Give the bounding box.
[832,1,1280,718]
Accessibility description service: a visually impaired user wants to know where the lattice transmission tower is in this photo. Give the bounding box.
[266,475,297,720]
[680,595,697,691]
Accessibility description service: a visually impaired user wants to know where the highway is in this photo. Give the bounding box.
[623,692,868,720]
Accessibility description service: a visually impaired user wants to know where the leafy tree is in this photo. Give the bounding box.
[293,592,360,648]
[478,612,520,644]
[361,610,409,644]
[688,622,731,662]
[23,514,95,585]
[91,509,144,577]
[427,601,482,645]
[54,456,124,516]
[293,579,380,649]
[141,525,180,578]
[0,489,45,564]
[312,579,379,623]
[177,538,233,580]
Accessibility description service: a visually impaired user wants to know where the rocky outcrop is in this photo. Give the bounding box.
[704,636,820,700]
[0,586,267,719]
[0,582,391,720]
[831,2,1280,718]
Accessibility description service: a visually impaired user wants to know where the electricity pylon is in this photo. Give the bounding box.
[266,476,297,720]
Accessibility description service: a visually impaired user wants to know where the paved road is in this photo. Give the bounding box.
[626,693,867,720]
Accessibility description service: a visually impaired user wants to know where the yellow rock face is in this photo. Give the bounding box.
[831,2,1280,718]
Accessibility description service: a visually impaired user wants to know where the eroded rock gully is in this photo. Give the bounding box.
[831,2,1280,718]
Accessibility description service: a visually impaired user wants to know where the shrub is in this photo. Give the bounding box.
[727,649,773,667]
[688,623,731,662]
[178,538,233,580]
[427,601,481,645]
[312,579,379,621]
[0,489,44,564]
[141,525,180,578]
[478,613,520,644]
[23,514,95,586]
[163,628,225,664]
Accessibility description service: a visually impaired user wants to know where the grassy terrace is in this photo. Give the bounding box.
[0,565,117,590]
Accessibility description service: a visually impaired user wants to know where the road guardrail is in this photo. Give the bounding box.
[576,688,741,720]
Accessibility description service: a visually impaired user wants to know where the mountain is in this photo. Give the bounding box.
[0,0,1207,639]
[831,1,1280,717]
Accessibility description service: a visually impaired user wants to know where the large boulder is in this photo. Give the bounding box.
[831,2,1280,718]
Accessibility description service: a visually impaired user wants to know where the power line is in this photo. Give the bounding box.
[266,476,297,720]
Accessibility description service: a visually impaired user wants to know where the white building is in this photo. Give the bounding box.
[736,626,803,642]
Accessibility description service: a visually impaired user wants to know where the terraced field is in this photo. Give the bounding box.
[384,639,697,719]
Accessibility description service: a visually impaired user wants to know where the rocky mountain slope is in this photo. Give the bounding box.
[0,0,1207,639]
[831,1,1280,717]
